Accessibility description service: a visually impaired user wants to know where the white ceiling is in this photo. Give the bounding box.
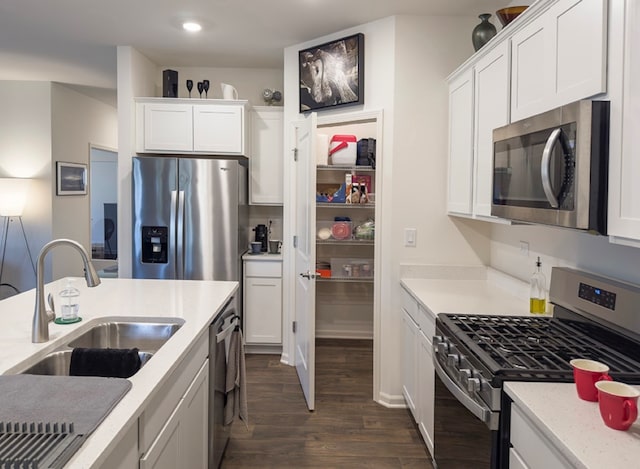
[0,0,507,91]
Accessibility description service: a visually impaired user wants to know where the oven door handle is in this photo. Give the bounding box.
[432,353,499,431]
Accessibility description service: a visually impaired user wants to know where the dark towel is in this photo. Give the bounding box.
[69,348,142,378]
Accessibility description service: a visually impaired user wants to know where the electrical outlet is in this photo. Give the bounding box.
[405,228,417,247]
[519,241,529,256]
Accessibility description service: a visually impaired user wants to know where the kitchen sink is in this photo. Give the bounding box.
[67,319,184,351]
[17,317,184,377]
[19,349,154,376]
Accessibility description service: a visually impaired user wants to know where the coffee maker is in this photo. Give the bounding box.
[253,224,268,252]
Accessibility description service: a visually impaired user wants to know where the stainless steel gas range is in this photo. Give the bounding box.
[432,267,640,469]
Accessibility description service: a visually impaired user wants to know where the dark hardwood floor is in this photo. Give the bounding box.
[222,339,433,468]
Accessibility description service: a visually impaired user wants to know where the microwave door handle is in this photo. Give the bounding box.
[541,128,561,208]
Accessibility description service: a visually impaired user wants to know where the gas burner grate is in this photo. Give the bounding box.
[441,315,640,382]
[0,421,84,469]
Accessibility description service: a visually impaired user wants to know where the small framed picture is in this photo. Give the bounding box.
[56,161,87,195]
[299,33,364,113]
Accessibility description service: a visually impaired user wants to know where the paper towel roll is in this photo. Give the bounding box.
[316,134,329,166]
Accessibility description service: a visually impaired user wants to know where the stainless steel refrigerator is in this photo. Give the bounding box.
[132,155,247,467]
[132,156,248,283]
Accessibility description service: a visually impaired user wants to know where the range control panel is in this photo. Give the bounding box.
[578,282,616,311]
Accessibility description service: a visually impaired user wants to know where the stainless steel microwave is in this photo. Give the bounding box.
[491,100,609,234]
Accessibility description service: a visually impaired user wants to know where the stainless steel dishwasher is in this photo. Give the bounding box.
[209,297,239,469]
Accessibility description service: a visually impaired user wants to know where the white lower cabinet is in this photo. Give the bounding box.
[99,422,139,469]
[244,257,283,345]
[402,309,419,418]
[140,360,209,469]
[509,403,573,469]
[417,329,434,456]
[401,286,435,458]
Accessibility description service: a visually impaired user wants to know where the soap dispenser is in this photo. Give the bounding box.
[59,278,81,323]
[529,257,547,314]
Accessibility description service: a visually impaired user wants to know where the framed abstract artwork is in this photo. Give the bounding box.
[299,33,364,112]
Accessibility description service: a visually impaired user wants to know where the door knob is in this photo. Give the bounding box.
[300,271,317,279]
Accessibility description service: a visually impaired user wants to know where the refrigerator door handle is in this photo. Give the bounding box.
[170,190,178,277]
[177,190,185,279]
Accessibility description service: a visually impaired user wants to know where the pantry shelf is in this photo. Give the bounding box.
[316,239,374,245]
[316,277,374,283]
[317,203,375,209]
[316,165,374,172]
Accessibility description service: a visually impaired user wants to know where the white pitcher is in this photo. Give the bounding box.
[221,83,238,100]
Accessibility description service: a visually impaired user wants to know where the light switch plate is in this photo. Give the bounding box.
[405,228,417,247]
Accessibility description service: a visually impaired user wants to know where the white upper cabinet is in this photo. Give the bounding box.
[510,15,550,121]
[193,104,244,154]
[447,69,474,216]
[142,103,194,152]
[250,107,284,205]
[448,0,608,224]
[608,0,640,245]
[474,40,510,217]
[136,98,249,156]
[511,0,607,121]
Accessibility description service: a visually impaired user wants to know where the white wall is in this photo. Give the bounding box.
[282,16,396,397]
[116,46,158,278]
[0,81,53,296]
[51,83,118,279]
[383,15,490,401]
[282,15,483,404]
[490,223,640,289]
[161,66,283,106]
[116,47,285,277]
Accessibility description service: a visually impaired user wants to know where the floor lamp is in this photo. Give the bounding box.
[0,178,36,294]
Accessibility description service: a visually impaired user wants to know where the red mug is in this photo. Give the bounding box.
[569,359,612,401]
[595,381,639,431]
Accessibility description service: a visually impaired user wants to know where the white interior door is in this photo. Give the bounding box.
[294,113,317,410]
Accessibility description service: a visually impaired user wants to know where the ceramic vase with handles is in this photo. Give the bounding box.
[472,13,497,51]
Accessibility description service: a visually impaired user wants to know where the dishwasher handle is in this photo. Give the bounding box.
[216,313,239,343]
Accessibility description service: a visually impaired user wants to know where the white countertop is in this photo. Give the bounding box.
[400,268,531,317]
[0,277,238,468]
[505,382,640,469]
[242,252,282,261]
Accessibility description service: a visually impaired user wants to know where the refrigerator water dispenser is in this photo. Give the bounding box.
[141,226,168,263]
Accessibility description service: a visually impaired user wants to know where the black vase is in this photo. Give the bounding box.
[472,14,497,52]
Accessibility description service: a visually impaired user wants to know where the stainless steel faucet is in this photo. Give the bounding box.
[32,239,101,343]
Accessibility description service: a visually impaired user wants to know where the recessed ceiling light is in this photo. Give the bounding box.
[183,22,202,32]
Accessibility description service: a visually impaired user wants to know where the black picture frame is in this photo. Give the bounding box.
[299,33,364,113]
[56,161,87,195]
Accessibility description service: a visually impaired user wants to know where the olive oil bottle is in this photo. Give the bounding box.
[529,257,547,314]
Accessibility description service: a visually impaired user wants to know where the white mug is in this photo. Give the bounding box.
[221,83,238,100]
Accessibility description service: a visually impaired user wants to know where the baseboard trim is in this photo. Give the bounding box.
[315,330,373,340]
[245,343,282,355]
[375,391,407,408]
[280,351,291,366]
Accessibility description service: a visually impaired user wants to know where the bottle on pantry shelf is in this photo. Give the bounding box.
[529,257,547,314]
[59,278,80,322]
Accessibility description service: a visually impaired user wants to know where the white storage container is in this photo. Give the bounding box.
[329,134,357,165]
